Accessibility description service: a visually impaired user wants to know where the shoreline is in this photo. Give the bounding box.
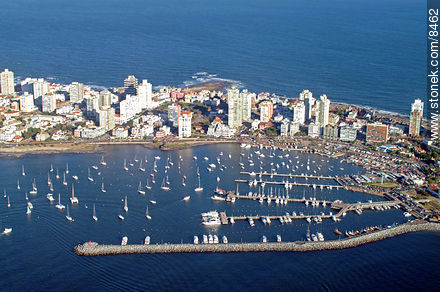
[0,139,238,156]
[74,221,440,256]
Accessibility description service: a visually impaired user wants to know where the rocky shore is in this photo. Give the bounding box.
[74,221,440,256]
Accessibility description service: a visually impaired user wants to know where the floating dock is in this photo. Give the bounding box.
[235,179,343,189]
[74,222,440,256]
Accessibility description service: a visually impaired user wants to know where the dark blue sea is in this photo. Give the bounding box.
[0,144,439,290]
[0,0,424,114]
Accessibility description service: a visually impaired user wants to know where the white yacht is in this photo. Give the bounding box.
[46,193,54,203]
[118,214,125,220]
[123,196,128,212]
[26,204,32,215]
[70,184,78,204]
[2,228,12,235]
[144,236,150,245]
[87,168,94,182]
[55,194,65,210]
[194,175,203,192]
[183,195,190,201]
[145,206,151,220]
[123,159,128,171]
[66,205,74,222]
[138,181,146,195]
[22,165,26,176]
[101,182,106,193]
[222,236,228,244]
[121,236,128,246]
[17,179,20,190]
[92,204,98,221]
[193,235,199,244]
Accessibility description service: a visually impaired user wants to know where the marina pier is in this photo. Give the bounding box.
[74,222,440,256]
[234,179,343,190]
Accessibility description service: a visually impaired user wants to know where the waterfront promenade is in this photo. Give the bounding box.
[74,222,440,256]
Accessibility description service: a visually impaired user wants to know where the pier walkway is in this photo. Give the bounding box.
[235,179,343,190]
[240,172,336,180]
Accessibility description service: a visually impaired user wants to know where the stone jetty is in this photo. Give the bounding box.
[74,222,440,256]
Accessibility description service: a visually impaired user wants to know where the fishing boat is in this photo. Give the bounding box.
[138,181,146,195]
[123,159,128,171]
[87,168,94,182]
[123,196,128,212]
[55,194,65,210]
[183,195,190,201]
[92,204,98,221]
[2,228,12,234]
[160,178,170,191]
[100,156,107,166]
[145,206,151,220]
[70,184,78,204]
[139,160,145,172]
[66,205,74,222]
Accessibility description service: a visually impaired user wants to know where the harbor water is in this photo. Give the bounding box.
[1,144,439,290]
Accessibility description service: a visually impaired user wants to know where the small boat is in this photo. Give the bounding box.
[144,236,150,245]
[22,165,26,176]
[26,204,31,215]
[100,156,107,166]
[92,165,98,170]
[63,173,68,186]
[17,179,20,190]
[123,159,128,171]
[138,181,146,195]
[123,196,128,212]
[276,235,282,243]
[70,184,78,204]
[7,196,10,208]
[211,195,225,201]
[194,175,203,192]
[202,235,208,244]
[87,168,94,182]
[149,200,157,205]
[46,193,54,203]
[193,235,199,245]
[55,194,65,210]
[121,236,128,245]
[222,236,228,244]
[66,205,74,222]
[101,182,106,193]
[56,168,60,179]
[92,204,98,221]
[160,178,170,191]
[118,214,125,220]
[145,179,152,190]
[334,228,342,235]
[261,235,267,243]
[139,160,145,172]
[65,163,69,174]
[3,228,12,234]
[183,195,190,201]
[145,206,151,220]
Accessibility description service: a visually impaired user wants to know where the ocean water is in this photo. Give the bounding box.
[0,144,439,290]
[0,0,424,114]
